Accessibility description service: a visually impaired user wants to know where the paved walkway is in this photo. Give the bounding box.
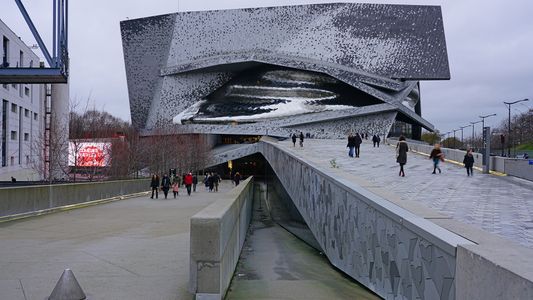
[279,139,533,249]
[0,181,234,300]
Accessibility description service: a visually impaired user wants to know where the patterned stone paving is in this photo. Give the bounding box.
[278,139,533,249]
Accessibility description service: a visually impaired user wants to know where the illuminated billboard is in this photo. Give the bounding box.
[68,142,111,167]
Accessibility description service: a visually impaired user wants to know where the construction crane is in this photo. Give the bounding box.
[0,0,69,83]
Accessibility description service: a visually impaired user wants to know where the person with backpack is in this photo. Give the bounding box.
[291,133,297,147]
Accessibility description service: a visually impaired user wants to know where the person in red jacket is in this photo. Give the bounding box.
[184,172,194,196]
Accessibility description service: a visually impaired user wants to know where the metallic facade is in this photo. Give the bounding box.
[121,3,449,138]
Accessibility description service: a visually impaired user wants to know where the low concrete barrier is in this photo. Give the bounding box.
[0,179,150,218]
[189,177,254,300]
[431,218,533,300]
[504,159,533,181]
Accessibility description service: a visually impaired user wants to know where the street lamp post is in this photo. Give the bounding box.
[461,125,471,148]
[470,120,482,151]
[503,99,529,157]
[453,129,460,149]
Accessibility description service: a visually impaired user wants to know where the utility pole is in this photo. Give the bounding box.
[471,120,482,151]
[453,129,460,149]
[503,99,529,157]
[460,125,471,149]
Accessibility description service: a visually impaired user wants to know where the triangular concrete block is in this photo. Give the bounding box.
[49,269,87,300]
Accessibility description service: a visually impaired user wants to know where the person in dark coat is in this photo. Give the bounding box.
[150,174,160,199]
[396,136,409,177]
[372,135,381,147]
[213,173,221,192]
[354,133,363,158]
[291,134,297,147]
[234,172,241,186]
[192,175,198,192]
[207,172,215,192]
[161,174,171,199]
[299,132,304,147]
[184,172,193,196]
[347,133,356,157]
[463,148,475,176]
[429,144,444,174]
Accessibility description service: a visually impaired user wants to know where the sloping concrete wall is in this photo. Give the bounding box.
[0,179,150,218]
[189,177,254,300]
[258,140,471,299]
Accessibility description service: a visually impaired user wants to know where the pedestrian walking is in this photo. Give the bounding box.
[396,136,409,177]
[204,174,209,191]
[372,135,381,147]
[213,173,220,192]
[429,144,444,174]
[234,172,241,186]
[184,172,193,196]
[208,172,215,192]
[192,174,198,192]
[463,148,475,176]
[354,133,362,158]
[150,174,160,199]
[299,132,304,147]
[292,133,297,147]
[347,133,356,157]
[172,177,179,198]
[161,174,171,199]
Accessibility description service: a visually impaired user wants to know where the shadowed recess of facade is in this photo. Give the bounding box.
[121,2,450,140]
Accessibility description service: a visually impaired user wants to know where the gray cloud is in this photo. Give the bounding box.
[1,0,532,136]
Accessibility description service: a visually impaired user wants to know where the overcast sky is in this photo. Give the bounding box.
[1,0,532,135]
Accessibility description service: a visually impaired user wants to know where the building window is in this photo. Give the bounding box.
[11,84,17,89]
[2,84,7,90]
[11,103,17,113]
[24,109,29,117]
[34,112,38,120]
[11,130,17,140]
[10,156,14,166]
[2,36,8,67]
[19,50,24,67]
[26,155,29,165]
[25,87,30,96]
[24,133,29,141]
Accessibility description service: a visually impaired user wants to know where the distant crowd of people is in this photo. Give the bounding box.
[343,134,477,177]
[149,171,241,199]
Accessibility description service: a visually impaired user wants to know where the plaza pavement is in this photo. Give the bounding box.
[0,181,234,300]
[279,138,533,249]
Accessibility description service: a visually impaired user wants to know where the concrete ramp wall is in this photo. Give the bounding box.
[189,177,254,300]
[259,140,472,299]
[0,179,150,219]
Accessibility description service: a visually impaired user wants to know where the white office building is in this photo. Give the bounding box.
[0,19,45,181]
